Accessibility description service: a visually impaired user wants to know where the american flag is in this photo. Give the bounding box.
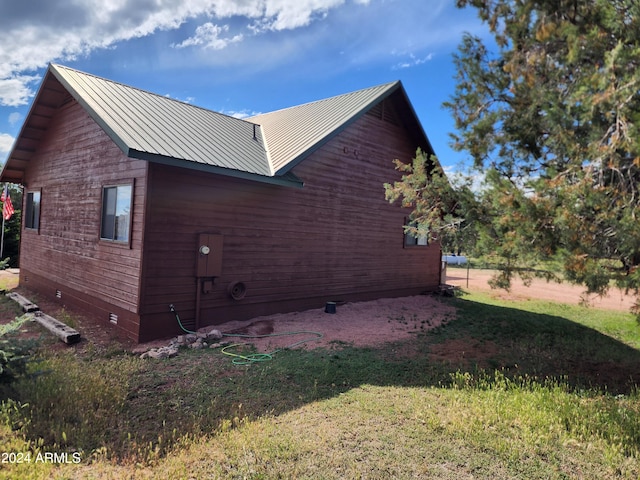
[1,185,14,221]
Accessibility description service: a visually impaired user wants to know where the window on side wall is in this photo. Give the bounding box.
[25,190,41,231]
[404,219,428,247]
[100,183,132,243]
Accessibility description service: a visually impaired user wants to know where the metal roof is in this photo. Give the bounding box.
[249,81,402,174]
[50,65,277,178]
[1,65,433,187]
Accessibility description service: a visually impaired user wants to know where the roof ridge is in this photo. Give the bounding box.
[50,63,260,127]
[250,80,400,119]
[47,63,283,182]
[249,80,403,175]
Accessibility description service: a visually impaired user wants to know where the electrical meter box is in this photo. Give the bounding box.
[196,234,223,278]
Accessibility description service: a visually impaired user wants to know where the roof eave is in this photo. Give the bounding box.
[129,150,304,188]
[48,64,133,158]
[0,67,55,184]
[0,142,22,184]
[0,150,25,183]
[394,82,437,158]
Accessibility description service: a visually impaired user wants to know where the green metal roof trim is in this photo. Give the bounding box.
[48,65,303,187]
[249,81,406,175]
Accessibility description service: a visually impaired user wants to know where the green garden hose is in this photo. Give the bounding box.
[169,304,323,364]
[219,331,324,365]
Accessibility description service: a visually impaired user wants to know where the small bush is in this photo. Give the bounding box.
[0,315,36,384]
[0,257,10,271]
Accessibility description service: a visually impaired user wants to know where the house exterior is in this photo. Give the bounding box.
[1,64,443,343]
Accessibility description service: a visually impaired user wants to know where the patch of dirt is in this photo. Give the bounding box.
[0,270,136,353]
[5,267,637,361]
[445,268,637,311]
[0,267,455,355]
[215,295,456,353]
[429,339,501,369]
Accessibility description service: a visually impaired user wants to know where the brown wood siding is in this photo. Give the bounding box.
[20,268,141,342]
[139,107,441,340]
[18,100,147,340]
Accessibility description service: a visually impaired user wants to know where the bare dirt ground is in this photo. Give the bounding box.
[160,268,637,353]
[212,295,457,353]
[1,269,457,353]
[3,267,636,355]
[445,267,637,312]
[140,268,637,355]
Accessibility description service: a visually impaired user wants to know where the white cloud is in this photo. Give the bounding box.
[164,94,197,104]
[250,0,345,32]
[444,165,487,193]
[0,75,41,107]
[0,0,370,106]
[221,109,261,119]
[8,113,23,126]
[172,23,243,50]
[0,133,15,154]
[392,52,434,70]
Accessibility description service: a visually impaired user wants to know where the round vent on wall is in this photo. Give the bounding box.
[227,281,247,300]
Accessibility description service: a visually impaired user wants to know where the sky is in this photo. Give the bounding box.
[0,0,490,174]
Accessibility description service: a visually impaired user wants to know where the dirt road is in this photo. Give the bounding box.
[446,267,637,312]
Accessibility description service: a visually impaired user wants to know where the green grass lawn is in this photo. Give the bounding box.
[0,291,638,479]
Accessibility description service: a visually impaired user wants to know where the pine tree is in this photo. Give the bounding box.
[390,1,640,310]
[447,0,640,301]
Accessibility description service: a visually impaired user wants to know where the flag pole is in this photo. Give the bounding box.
[0,214,5,260]
[0,183,5,260]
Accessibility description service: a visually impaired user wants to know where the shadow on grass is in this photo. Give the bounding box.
[4,294,640,460]
[119,295,639,435]
[428,296,640,393]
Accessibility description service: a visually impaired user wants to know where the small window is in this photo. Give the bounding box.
[101,184,132,243]
[404,220,428,247]
[25,190,41,231]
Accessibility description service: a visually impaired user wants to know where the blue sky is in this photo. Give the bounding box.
[0,0,489,173]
